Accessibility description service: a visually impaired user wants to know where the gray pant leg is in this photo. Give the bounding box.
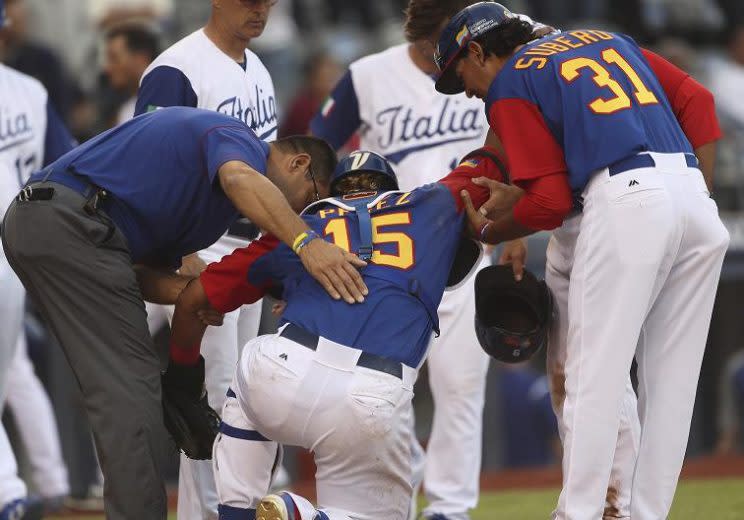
[2,185,170,520]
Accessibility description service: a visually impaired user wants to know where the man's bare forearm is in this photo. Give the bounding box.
[134,265,193,304]
[483,211,535,244]
[169,279,211,361]
[219,161,309,247]
[695,142,716,192]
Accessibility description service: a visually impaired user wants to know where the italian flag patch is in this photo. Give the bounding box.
[321,97,335,118]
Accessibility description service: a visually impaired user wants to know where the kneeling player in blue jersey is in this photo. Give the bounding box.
[166,149,505,520]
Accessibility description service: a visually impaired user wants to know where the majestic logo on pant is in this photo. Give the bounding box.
[629,179,639,186]
[216,86,277,138]
[372,98,484,163]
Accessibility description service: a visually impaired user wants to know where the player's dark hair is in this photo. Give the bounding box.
[471,18,535,58]
[105,23,161,62]
[403,0,474,42]
[275,136,338,186]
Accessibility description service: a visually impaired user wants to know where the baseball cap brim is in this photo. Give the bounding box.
[434,57,466,95]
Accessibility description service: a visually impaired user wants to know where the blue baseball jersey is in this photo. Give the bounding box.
[28,107,269,268]
[486,30,693,191]
[199,152,505,368]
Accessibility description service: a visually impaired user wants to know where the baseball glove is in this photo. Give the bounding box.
[161,356,221,460]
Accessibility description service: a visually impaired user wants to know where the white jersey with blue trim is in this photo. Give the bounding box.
[139,29,278,141]
[328,44,489,190]
[137,28,278,261]
[0,64,47,218]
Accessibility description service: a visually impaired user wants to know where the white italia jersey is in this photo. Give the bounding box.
[0,64,47,215]
[136,28,278,261]
[0,63,74,219]
[311,43,489,190]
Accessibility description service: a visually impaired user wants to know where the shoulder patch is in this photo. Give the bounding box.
[459,158,480,168]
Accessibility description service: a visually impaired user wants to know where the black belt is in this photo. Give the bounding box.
[608,153,697,176]
[279,323,404,379]
[24,167,110,216]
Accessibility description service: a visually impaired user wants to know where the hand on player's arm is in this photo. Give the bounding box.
[461,173,573,244]
[219,161,367,304]
[472,176,524,219]
[460,188,534,244]
[134,264,194,304]
[178,253,208,277]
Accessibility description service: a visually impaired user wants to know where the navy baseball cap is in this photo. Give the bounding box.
[0,0,5,28]
[434,2,516,95]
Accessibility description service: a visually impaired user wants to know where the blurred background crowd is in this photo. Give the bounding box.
[1,0,743,511]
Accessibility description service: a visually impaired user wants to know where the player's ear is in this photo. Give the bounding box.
[467,41,486,64]
[290,153,311,175]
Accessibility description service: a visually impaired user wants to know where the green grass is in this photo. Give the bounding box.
[53,479,744,519]
[466,479,744,520]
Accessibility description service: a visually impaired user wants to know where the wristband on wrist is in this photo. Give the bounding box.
[292,230,320,254]
[169,340,201,366]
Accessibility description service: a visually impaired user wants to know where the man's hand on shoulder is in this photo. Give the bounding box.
[297,237,368,304]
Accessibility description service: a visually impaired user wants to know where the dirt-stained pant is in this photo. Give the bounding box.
[214,328,416,520]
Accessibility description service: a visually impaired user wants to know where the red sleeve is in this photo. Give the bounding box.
[489,98,568,183]
[438,146,508,212]
[199,234,280,313]
[512,172,573,230]
[641,48,721,148]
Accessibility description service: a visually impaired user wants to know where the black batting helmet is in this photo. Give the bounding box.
[474,265,552,363]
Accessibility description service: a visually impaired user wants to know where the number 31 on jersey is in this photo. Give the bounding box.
[560,48,659,114]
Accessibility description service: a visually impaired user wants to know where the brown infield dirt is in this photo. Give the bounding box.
[478,454,744,491]
[50,454,744,517]
[287,453,744,500]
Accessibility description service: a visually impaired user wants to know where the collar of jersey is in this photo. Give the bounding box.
[300,190,406,215]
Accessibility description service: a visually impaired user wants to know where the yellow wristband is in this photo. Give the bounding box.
[292,232,309,254]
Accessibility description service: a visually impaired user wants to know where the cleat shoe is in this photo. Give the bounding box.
[256,492,299,520]
[0,499,25,520]
[0,498,43,520]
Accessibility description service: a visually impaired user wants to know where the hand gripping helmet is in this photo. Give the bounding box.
[474,265,553,363]
[330,150,399,196]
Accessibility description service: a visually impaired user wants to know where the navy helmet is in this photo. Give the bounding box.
[474,265,553,363]
[0,0,5,28]
[330,150,399,196]
[434,2,516,95]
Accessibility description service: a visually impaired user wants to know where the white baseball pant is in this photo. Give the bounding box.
[546,214,641,519]
[552,153,729,519]
[418,257,491,520]
[214,328,416,520]
[4,334,70,499]
[0,248,27,505]
[176,301,262,520]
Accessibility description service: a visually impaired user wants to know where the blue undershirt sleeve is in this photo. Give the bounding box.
[134,66,199,116]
